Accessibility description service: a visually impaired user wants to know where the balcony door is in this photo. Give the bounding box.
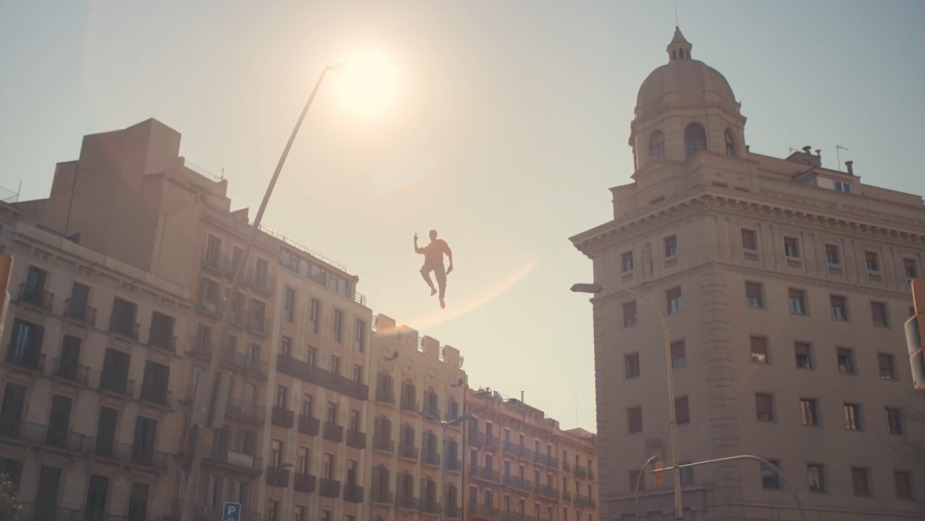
[94,407,118,457]
[46,395,72,447]
[34,465,62,520]
[84,474,109,521]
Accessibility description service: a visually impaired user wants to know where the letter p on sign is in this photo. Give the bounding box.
[222,502,241,521]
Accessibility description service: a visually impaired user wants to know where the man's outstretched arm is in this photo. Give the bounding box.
[414,233,424,254]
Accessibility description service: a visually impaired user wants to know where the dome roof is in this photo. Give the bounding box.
[636,27,736,107]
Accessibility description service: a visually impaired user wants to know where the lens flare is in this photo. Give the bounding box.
[336,50,399,117]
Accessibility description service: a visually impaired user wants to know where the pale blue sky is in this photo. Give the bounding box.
[2,1,924,431]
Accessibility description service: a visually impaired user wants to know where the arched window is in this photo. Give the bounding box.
[649,130,665,158]
[725,129,736,156]
[684,123,707,158]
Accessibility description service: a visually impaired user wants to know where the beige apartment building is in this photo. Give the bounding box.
[0,203,191,521]
[571,27,925,520]
[464,387,598,521]
[367,314,467,521]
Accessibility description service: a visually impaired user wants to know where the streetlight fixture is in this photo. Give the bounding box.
[179,63,345,521]
[571,282,683,520]
[419,411,474,521]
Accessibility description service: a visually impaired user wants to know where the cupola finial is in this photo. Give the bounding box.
[667,26,692,62]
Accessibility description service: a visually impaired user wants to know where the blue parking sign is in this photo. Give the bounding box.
[222,502,241,521]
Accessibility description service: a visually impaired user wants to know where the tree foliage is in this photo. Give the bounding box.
[0,473,21,521]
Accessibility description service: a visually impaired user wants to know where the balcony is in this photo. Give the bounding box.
[0,420,83,452]
[275,353,368,399]
[226,399,265,424]
[201,253,230,274]
[271,406,294,429]
[532,452,558,468]
[468,504,501,520]
[222,350,267,377]
[147,331,177,353]
[84,437,169,471]
[563,461,571,472]
[396,495,419,511]
[63,298,97,325]
[399,443,419,460]
[52,357,90,385]
[245,268,274,294]
[294,472,316,493]
[323,423,344,443]
[589,469,596,481]
[108,319,140,341]
[503,440,532,460]
[297,414,320,436]
[574,464,588,479]
[446,504,461,519]
[205,446,263,473]
[422,451,441,467]
[139,386,172,407]
[371,488,393,505]
[501,474,532,492]
[743,249,760,263]
[502,513,536,521]
[346,429,366,449]
[17,284,53,311]
[373,435,394,453]
[319,478,341,498]
[470,465,500,483]
[534,484,559,500]
[562,490,572,502]
[445,457,462,472]
[4,347,44,373]
[246,314,269,337]
[376,386,395,405]
[189,337,213,358]
[420,499,442,514]
[575,494,596,509]
[98,374,134,397]
[400,398,420,413]
[266,467,290,488]
[422,404,441,421]
[344,483,364,503]
[19,501,85,521]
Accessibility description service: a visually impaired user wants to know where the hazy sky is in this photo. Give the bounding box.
[2,1,924,431]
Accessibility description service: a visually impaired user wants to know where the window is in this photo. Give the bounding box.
[825,244,840,265]
[309,299,320,334]
[674,396,689,424]
[275,385,288,408]
[664,235,678,258]
[879,354,896,380]
[298,447,310,473]
[836,348,855,375]
[629,470,644,492]
[794,342,812,369]
[895,471,913,500]
[761,460,781,489]
[844,403,862,430]
[886,407,903,435]
[871,302,889,327]
[904,258,918,279]
[327,402,338,425]
[741,229,757,250]
[865,251,879,272]
[284,288,295,323]
[807,464,826,493]
[270,439,283,467]
[851,467,870,496]
[621,251,634,272]
[680,465,694,485]
[789,289,807,315]
[330,356,340,376]
[352,364,363,383]
[625,353,640,379]
[280,337,292,356]
[306,346,316,366]
[204,234,222,266]
[266,500,279,521]
[724,129,736,156]
[649,130,665,158]
[756,393,773,422]
[834,181,851,193]
[667,287,682,314]
[333,310,343,343]
[784,237,800,258]
[670,341,686,369]
[750,336,769,364]
[745,282,763,308]
[354,320,365,352]
[627,406,642,434]
[800,398,819,427]
[623,301,637,327]
[830,296,848,321]
[323,453,335,479]
[684,123,707,158]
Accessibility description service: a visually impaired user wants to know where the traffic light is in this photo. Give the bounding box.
[906,279,925,390]
[653,461,665,487]
[0,254,12,335]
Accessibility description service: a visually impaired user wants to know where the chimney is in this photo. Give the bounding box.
[815,149,821,157]
[845,160,854,175]
[802,146,812,154]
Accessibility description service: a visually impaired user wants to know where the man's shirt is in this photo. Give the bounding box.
[422,239,451,260]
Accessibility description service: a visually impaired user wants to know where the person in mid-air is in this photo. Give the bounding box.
[414,229,453,309]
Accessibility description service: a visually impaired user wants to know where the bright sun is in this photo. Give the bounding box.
[336,50,399,117]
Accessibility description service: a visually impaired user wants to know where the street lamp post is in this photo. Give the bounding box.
[422,412,474,521]
[179,64,342,521]
[571,282,683,520]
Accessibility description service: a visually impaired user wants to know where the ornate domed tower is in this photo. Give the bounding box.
[629,27,746,172]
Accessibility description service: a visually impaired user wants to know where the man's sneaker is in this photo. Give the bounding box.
[439,297,445,309]
[430,287,437,296]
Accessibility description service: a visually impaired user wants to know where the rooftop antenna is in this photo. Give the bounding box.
[675,4,678,25]
[788,147,798,154]
[221,168,225,180]
[836,144,849,172]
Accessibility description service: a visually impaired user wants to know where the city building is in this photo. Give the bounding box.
[571,27,925,520]
[367,314,467,521]
[465,387,598,521]
[0,201,190,521]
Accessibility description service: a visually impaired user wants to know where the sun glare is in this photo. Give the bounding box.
[336,50,399,117]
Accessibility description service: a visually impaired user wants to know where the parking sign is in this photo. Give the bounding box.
[222,502,241,521]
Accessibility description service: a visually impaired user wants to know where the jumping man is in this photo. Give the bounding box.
[414,229,453,309]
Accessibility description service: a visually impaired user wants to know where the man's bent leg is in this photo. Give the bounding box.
[435,264,447,299]
[420,265,437,295]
